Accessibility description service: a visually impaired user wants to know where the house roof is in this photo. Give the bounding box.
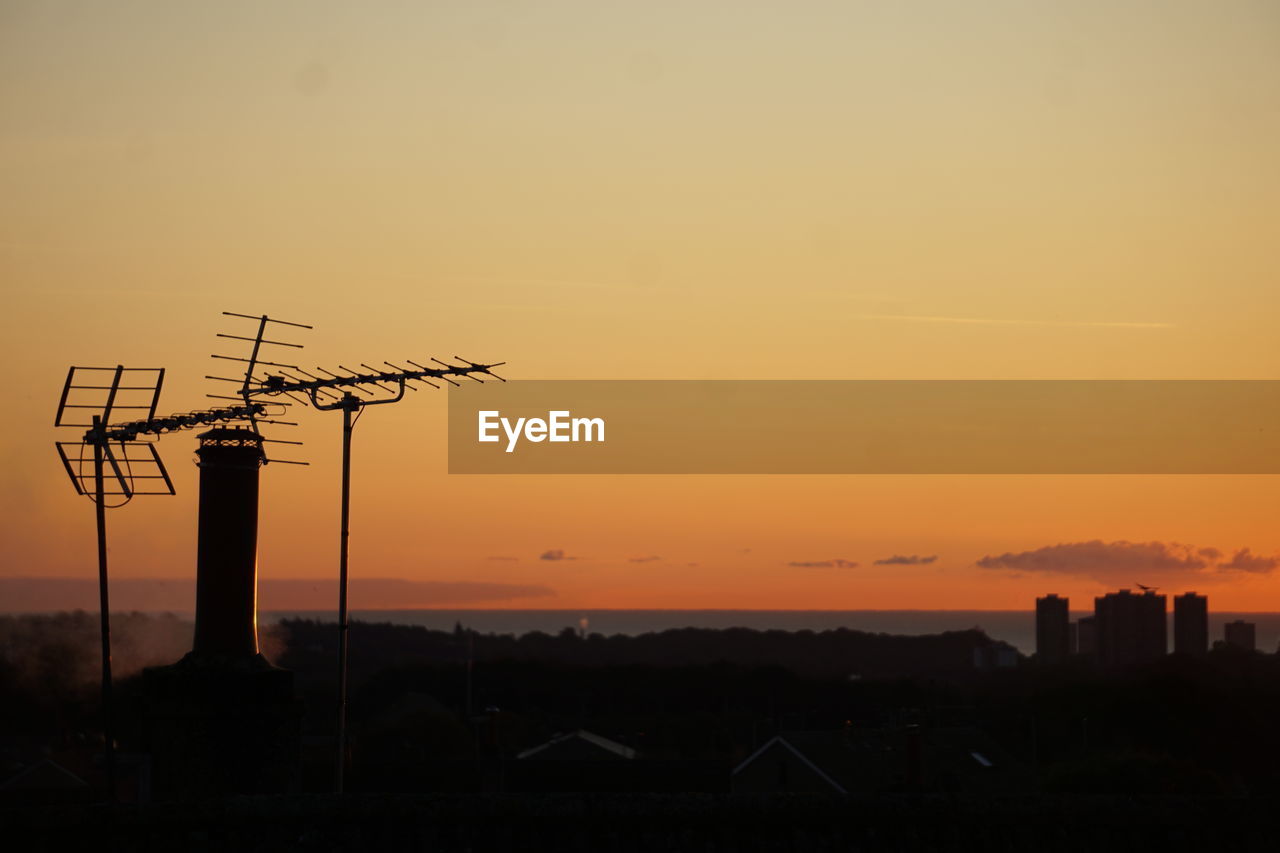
[734,729,897,793]
[0,759,88,791]
[517,730,637,761]
[733,726,1024,793]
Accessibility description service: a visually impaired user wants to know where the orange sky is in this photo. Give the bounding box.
[2,2,1279,611]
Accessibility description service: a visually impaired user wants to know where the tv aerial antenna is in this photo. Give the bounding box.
[213,311,506,793]
[53,366,291,799]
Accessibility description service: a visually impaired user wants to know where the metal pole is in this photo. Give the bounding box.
[92,416,117,801]
[334,393,356,793]
[466,631,473,719]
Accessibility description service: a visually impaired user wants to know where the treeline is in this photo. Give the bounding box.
[15,613,1280,795]
[279,619,1001,686]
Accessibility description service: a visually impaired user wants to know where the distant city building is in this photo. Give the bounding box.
[1223,620,1257,652]
[1094,590,1166,666]
[973,641,1019,670]
[1173,592,1209,656]
[1075,616,1097,657]
[1035,594,1071,663]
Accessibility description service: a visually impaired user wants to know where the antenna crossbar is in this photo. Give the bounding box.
[87,403,269,443]
[249,359,506,400]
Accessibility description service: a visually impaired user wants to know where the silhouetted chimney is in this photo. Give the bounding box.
[143,426,300,800]
[192,427,265,658]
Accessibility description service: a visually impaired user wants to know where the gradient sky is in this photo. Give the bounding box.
[3,1,1279,611]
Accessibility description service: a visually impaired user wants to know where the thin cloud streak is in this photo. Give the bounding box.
[857,313,1174,329]
[875,554,939,566]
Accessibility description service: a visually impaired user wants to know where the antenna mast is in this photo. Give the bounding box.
[215,312,505,793]
[52,312,506,798]
[53,366,277,800]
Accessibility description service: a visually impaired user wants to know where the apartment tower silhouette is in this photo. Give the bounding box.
[1094,589,1166,666]
[1035,594,1071,663]
[1173,592,1208,656]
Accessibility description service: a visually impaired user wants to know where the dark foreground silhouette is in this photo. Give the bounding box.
[4,613,1280,849]
[7,792,1280,852]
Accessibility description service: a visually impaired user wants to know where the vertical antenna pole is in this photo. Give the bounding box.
[334,393,356,793]
[92,415,117,801]
[241,315,268,398]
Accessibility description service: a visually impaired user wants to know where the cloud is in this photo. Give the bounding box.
[874,554,938,566]
[976,540,1277,585]
[788,559,859,569]
[540,549,577,561]
[1220,548,1278,573]
[628,555,661,563]
[486,556,519,562]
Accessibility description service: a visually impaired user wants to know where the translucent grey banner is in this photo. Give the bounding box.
[447,381,1280,474]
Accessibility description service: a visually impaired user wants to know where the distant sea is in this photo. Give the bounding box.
[261,610,1280,656]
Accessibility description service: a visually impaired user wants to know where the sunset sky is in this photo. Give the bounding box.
[3,1,1279,611]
